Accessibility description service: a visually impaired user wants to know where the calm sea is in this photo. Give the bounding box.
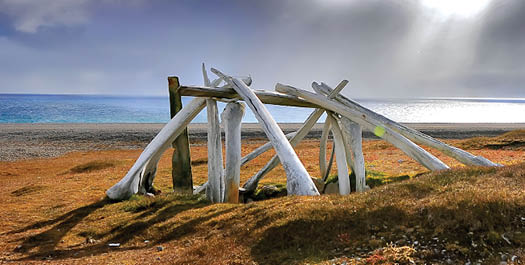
[1,94,524,123]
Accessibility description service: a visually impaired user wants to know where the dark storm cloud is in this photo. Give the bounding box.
[0,0,523,98]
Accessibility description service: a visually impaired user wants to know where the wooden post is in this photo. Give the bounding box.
[168,76,193,194]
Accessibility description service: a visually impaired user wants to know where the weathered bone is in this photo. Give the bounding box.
[242,109,324,192]
[326,113,351,195]
[241,132,297,166]
[319,117,332,178]
[106,98,206,200]
[206,98,224,203]
[276,83,449,171]
[340,117,366,192]
[203,64,224,203]
[221,102,245,203]
[332,114,355,173]
[212,68,319,195]
[242,80,348,192]
[314,83,500,167]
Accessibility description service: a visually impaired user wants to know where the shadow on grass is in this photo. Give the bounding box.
[249,200,525,265]
[9,195,234,262]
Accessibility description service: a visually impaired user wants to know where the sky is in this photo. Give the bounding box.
[0,0,524,98]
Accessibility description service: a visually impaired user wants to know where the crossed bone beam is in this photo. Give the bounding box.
[276,83,450,171]
[242,80,348,192]
[212,68,319,196]
[313,83,500,167]
[109,64,501,201]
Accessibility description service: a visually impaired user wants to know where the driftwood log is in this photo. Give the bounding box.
[213,68,319,196]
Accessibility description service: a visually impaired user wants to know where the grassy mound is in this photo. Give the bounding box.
[459,130,525,150]
[10,163,525,264]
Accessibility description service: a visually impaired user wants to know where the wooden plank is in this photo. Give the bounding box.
[178,85,318,108]
[168,76,193,194]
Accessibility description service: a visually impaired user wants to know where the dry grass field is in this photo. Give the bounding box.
[0,131,524,264]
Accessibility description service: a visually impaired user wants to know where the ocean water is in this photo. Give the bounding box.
[1,93,525,123]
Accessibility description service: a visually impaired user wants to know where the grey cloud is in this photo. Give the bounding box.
[0,0,523,98]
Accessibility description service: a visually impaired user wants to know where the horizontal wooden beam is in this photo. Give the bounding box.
[178,85,318,108]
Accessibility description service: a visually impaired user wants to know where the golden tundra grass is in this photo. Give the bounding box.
[0,135,524,264]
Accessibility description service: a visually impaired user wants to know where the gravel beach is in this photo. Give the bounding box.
[1,123,524,161]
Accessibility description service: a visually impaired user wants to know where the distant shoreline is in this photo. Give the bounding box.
[1,123,524,161]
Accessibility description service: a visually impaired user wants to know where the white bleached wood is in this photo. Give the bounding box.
[206,99,224,203]
[242,80,349,191]
[210,77,222,87]
[314,83,500,167]
[212,68,319,196]
[203,64,224,203]
[326,114,351,195]
[193,183,207,195]
[332,114,355,173]
[106,98,206,200]
[326,113,351,195]
[241,131,297,166]
[202,63,211,87]
[221,102,245,203]
[319,118,332,179]
[276,83,449,171]
[340,117,366,192]
[242,109,324,192]
[220,76,252,88]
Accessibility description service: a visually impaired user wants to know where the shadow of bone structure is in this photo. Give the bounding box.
[106,64,500,202]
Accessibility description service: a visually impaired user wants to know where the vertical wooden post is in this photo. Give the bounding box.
[168,76,193,193]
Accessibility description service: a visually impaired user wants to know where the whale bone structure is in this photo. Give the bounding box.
[106,64,501,201]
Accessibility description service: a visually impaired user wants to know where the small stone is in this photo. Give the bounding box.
[501,254,508,261]
[157,246,164,251]
[446,258,453,264]
[144,240,150,243]
[145,192,155,197]
[108,243,120,247]
[344,247,350,251]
